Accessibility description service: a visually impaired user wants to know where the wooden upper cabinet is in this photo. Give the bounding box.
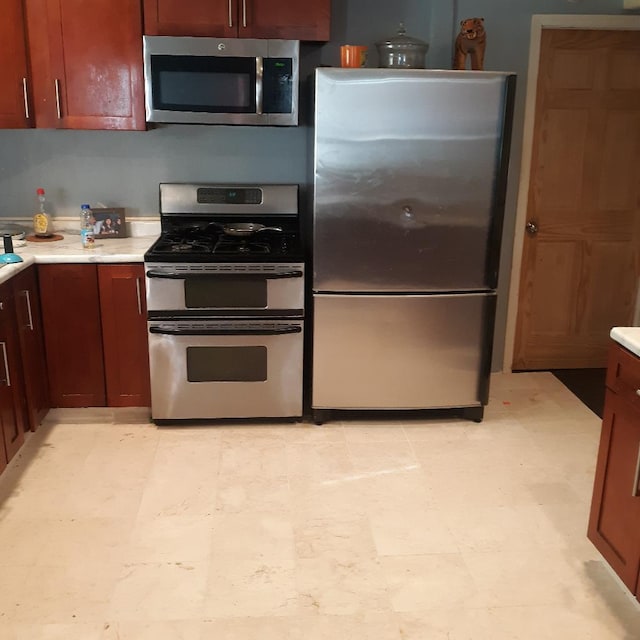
[243,0,330,40]
[143,0,330,41]
[143,0,236,37]
[25,0,146,130]
[0,0,32,128]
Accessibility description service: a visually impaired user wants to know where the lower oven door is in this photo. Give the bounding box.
[148,319,303,420]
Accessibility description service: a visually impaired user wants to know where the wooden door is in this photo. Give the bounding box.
[98,264,151,407]
[242,0,330,41]
[143,0,236,37]
[0,0,32,128]
[514,30,640,370]
[39,264,106,407]
[0,282,26,464]
[36,0,145,130]
[13,266,50,431]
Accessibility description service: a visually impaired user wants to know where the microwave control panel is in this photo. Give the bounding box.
[263,59,294,114]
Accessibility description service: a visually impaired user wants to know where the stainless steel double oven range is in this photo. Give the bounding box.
[144,184,304,422]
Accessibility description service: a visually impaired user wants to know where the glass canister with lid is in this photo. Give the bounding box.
[376,23,429,69]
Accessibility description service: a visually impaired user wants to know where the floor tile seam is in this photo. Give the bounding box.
[377,552,479,615]
[401,423,440,462]
[342,436,419,472]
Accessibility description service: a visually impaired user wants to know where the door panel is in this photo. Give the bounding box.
[588,390,640,592]
[39,264,106,407]
[313,70,513,293]
[143,0,236,37]
[514,29,640,370]
[244,0,330,40]
[98,265,151,407]
[148,322,303,419]
[312,293,493,409]
[44,0,145,130]
[0,0,31,128]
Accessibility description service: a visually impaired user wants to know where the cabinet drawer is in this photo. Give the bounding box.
[606,341,640,409]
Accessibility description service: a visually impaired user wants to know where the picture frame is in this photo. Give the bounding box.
[92,207,126,239]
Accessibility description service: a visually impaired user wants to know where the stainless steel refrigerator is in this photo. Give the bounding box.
[311,68,516,423]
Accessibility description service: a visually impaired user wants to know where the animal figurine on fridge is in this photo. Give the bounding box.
[453,17,486,71]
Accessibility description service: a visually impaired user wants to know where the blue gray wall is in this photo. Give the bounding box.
[0,0,633,368]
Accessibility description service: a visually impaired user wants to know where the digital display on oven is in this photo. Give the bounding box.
[197,187,263,205]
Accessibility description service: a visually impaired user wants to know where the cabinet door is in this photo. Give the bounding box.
[0,0,32,128]
[242,0,330,41]
[143,0,236,37]
[12,266,50,431]
[98,264,151,407]
[143,0,330,40]
[0,282,26,465]
[38,264,106,407]
[588,389,640,593]
[35,0,145,130]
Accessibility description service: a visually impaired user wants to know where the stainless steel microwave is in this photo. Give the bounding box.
[143,36,299,126]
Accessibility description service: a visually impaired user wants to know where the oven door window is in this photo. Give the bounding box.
[187,346,267,382]
[185,278,267,308]
[151,55,256,113]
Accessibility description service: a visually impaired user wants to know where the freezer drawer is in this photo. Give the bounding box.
[312,293,494,410]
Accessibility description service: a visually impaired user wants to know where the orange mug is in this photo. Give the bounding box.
[340,45,367,68]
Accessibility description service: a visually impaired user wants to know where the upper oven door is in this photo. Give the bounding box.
[143,36,299,126]
[145,263,305,316]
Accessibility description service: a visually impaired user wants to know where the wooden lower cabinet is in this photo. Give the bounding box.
[12,265,49,430]
[0,281,26,468]
[38,263,150,408]
[98,264,150,407]
[38,264,106,407]
[588,341,640,599]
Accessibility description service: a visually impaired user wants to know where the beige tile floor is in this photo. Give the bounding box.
[1,372,639,639]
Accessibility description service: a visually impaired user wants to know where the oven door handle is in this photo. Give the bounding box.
[145,270,303,280]
[149,325,302,336]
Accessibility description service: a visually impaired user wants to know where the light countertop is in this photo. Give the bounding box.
[610,327,640,359]
[0,233,157,285]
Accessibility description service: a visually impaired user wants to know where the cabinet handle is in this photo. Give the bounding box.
[22,78,30,119]
[54,79,62,119]
[636,389,640,398]
[242,0,247,27]
[0,342,10,388]
[228,0,233,27]
[633,443,640,498]
[21,290,34,331]
[136,278,142,316]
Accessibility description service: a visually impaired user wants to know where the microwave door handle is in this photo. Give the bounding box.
[146,270,303,280]
[256,57,263,115]
[149,326,302,336]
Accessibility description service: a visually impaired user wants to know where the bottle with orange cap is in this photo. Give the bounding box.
[33,188,53,237]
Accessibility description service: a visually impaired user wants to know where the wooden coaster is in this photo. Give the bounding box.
[26,234,64,242]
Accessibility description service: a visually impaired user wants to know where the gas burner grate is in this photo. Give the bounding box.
[153,238,213,254]
[213,238,271,255]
